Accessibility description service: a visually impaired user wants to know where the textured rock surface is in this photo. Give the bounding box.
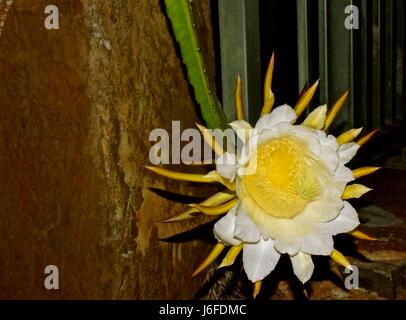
[0,0,217,299]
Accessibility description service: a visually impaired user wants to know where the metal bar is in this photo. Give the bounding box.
[395,0,405,122]
[318,0,329,107]
[357,0,370,128]
[329,0,354,130]
[370,0,382,128]
[218,0,261,123]
[403,0,406,121]
[317,0,354,131]
[349,0,356,129]
[297,0,320,113]
[384,0,394,125]
[297,0,310,92]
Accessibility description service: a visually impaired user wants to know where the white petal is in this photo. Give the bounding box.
[234,207,261,243]
[320,145,340,174]
[290,252,314,283]
[312,131,340,174]
[230,120,254,145]
[255,104,296,132]
[302,105,327,130]
[301,234,334,255]
[215,152,237,181]
[238,134,259,167]
[314,130,327,143]
[257,122,321,158]
[334,164,354,183]
[338,143,360,164]
[213,206,241,246]
[274,237,302,256]
[301,196,344,222]
[323,164,354,198]
[319,201,360,235]
[305,134,322,158]
[243,238,281,282]
[325,134,339,151]
[238,183,315,239]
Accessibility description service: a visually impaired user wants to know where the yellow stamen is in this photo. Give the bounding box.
[294,79,320,118]
[235,75,244,120]
[218,244,243,268]
[350,230,377,241]
[192,243,226,277]
[330,249,353,271]
[205,171,236,191]
[145,166,214,183]
[357,129,380,146]
[161,191,236,223]
[189,198,238,216]
[324,91,349,131]
[196,123,224,156]
[352,167,381,179]
[337,128,363,145]
[253,281,262,299]
[302,104,327,130]
[342,184,372,199]
[260,53,275,116]
[242,137,321,218]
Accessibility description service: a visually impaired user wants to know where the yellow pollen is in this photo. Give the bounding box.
[242,137,321,219]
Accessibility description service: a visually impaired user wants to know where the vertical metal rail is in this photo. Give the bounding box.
[218,0,262,123]
[317,0,329,107]
[395,0,405,123]
[297,0,310,92]
[370,0,382,128]
[356,0,369,128]
[297,0,320,114]
[383,0,394,126]
[320,0,355,130]
[297,0,406,130]
[298,0,355,130]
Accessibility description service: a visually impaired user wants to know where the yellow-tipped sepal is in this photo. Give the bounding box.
[235,75,245,120]
[192,243,226,277]
[218,244,243,268]
[161,191,236,222]
[146,166,215,183]
[352,167,381,179]
[342,184,372,200]
[337,128,363,145]
[324,91,349,131]
[205,171,236,191]
[253,281,262,299]
[357,129,380,146]
[294,80,320,118]
[196,123,224,156]
[350,230,377,241]
[260,53,275,116]
[302,104,327,130]
[189,198,238,216]
[330,249,353,271]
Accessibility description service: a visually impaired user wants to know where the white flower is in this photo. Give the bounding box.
[147,60,379,298]
[214,105,360,283]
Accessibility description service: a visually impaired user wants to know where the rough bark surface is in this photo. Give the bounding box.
[0,0,216,299]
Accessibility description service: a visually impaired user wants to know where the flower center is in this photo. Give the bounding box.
[242,136,321,219]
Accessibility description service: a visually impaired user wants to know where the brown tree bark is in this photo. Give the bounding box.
[0,0,217,299]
